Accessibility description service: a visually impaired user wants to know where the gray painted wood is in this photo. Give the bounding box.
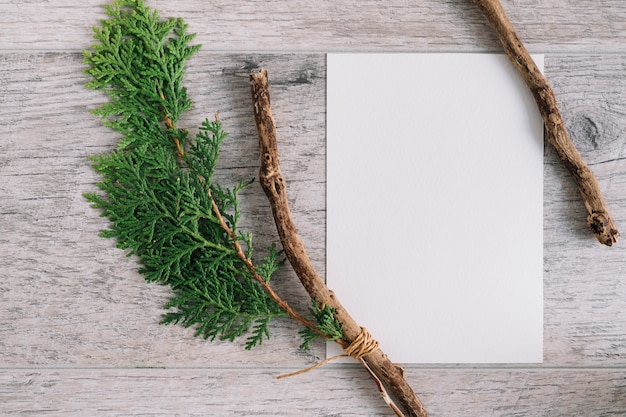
[2,368,626,416]
[2,1,626,416]
[2,1,626,54]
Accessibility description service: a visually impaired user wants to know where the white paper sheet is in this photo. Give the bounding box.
[326,53,544,363]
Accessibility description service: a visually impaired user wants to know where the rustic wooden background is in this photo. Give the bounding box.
[2,1,626,416]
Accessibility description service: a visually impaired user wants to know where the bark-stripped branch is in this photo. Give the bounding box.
[472,0,619,246]
[250,69,429,417]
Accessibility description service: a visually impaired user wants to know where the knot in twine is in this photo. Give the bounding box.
[277,327,379,379]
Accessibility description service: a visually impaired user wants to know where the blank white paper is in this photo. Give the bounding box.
[326,53,544,363]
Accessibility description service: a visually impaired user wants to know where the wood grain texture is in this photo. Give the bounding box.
[1,1,626,53]
[2,368,626,416]
[2,1,626,416]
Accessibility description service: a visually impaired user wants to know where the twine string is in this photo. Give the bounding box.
[276,327,379,379]
[344,326,379,359]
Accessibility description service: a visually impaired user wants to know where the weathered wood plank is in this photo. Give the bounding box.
[1,368,626,416]
[1,1,625,53]
[2,52,626,373]
[543,54,626,366]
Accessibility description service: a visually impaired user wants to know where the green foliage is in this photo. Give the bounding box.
[299,300,344,350]
[83,0,199,150]
[83,0,287,349]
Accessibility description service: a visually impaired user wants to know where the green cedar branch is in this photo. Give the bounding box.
[208,183,323,336]
[472,0,619,246]
[84,0,329,350]
[250,69,429,417]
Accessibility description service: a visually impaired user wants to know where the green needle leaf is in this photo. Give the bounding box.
[84,0,287,349]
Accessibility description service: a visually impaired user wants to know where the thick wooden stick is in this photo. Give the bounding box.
[250,69,429,417]
[472,0,619,246]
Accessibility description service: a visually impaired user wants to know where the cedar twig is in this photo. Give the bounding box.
[160,101,324,339]
[472,0,619,246]
[250,69,429,417]
[208,198,323,337]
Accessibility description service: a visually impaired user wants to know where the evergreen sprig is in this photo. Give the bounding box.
[83,0,288,349]
[299,300,344,350]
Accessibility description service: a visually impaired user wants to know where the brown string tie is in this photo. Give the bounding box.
[277,327,379,379]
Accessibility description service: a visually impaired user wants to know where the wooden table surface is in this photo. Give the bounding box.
[2,1,626,416]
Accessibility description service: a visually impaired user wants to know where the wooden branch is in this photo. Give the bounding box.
[250,69,429,417]
[472,0,619,246]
